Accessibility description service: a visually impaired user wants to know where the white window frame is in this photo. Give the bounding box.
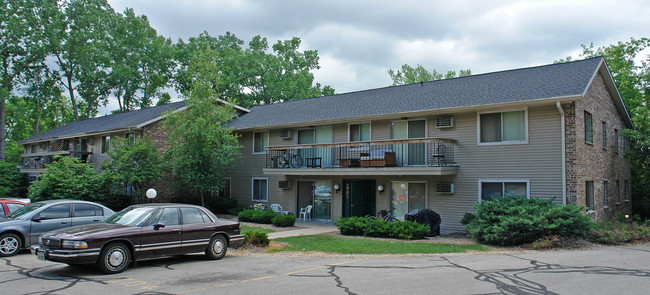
[348,122,371,142]
[478,179,530,203]
[253,131,269,154]
[477,108,529,146]
[251,177,268,202]
[101,135,111,155]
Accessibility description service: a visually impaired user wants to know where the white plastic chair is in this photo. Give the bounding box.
[270,203,282,213]
[299,205,313,221]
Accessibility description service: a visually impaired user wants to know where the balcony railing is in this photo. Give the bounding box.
[265,138,456,169]
[19,151,93,170]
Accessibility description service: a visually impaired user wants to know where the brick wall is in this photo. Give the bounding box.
[142,120,175,202]
[565,72,632,221]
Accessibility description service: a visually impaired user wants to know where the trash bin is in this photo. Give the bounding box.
[404,209,441,237]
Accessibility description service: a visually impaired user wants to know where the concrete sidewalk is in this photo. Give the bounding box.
[253,222,338,239]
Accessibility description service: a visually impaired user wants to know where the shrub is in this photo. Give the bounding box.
[238,209,256,222]
[237,209,279,224]
[335,217,429,240]
[587,220,650,245]
[244,230,270,247]
[462,196,593,246]
[272,214,296,227]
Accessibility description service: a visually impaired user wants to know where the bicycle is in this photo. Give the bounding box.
[368,210,398,222]
[275,150,304,168]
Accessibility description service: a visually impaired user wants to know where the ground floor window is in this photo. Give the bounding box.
[252,178,268,202]
[390,181,426,220]
[479,180,529,202]
[586,181,594,211]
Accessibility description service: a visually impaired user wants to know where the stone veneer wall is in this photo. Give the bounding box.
[564,72,632,221]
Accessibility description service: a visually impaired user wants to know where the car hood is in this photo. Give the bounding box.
[44,223,131,239]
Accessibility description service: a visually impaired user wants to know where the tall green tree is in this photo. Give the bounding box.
[174,32,334,108]
[164,45,242,206]
[388,64,471,85]
[0,0,57,161]
[49,0,115,120]
[562,38,650,216]
[101,136,163,204]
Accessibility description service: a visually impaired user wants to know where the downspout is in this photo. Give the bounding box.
[556,101,567,205]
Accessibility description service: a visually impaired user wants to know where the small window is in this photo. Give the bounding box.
[74,204,99,217]
[614,129,619,153]
[350,123,370,142]
[30,145,37,153]
[603,180,609,208]
[584,111,593,144]
[252,178,268,201]
[200,209,214,223]
[101,136,111,154]
[181,207,206,224]
[253,131,268,154]
[479,110,526,144]
[39,204,71,219]
[586,181,594,211]
[479,180,529,202]
[602,122,607,149]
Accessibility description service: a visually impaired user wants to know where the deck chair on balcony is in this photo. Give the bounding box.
[299,205,312,221]
[430,144,446,166]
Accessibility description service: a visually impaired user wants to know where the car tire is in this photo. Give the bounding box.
[0,233,22,257]
[97,242,130,274]
[205,235,227,260]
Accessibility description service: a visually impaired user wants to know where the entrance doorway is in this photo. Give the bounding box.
[297,181,332,220]
[342,180,376,218]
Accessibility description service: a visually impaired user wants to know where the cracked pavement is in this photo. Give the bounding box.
[1,244,649,294]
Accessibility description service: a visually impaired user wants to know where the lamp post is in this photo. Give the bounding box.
[146,188,157,203]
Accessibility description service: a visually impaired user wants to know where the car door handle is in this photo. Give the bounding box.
[93,218,100,221]
[171,229,181,232]
[61,221,68,224]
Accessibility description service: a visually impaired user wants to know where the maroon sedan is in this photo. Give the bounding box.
[31,203,244,274]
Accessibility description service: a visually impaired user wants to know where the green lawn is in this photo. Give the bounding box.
[241,225,276,234]
[272,235,488,254]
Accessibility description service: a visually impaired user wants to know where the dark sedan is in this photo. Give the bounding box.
[31,203,244,274]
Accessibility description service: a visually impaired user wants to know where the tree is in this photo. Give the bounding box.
[0,0,56,161]
[27,156,103,202]
[101,136,163,204]
[563,38,650,217]
[164,45,242,206]
[0,161,25,197]
[388,64,471,85]
[174,32,334,108]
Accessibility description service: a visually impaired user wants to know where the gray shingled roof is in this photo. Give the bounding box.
[229,57,605,130]
[21,101,187,142]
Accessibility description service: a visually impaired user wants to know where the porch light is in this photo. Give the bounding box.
[400,183,407,190]
[334,184,340,193]
[377,185,384,194]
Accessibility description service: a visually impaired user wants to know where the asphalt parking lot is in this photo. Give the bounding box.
[2,243,650,295]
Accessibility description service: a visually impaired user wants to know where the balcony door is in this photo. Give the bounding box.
[390,120,426,166]
[297,180,332,220]
[298,126,333,167]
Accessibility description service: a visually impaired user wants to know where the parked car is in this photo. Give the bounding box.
[31,203,244,274]
[0,199,27,216]
[0,199,115,257]
[0,198,31,205]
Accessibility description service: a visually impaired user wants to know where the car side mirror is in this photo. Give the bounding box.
[153,223,165,230]
[32,215,43,222]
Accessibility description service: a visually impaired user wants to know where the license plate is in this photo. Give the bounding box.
[37,251,45,261]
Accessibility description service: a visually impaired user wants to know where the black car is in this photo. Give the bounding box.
[31,203,244,274]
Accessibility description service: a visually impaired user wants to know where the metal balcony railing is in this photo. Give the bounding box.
[265,138,456,169]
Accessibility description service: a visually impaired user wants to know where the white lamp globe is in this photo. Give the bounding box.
[146,188,157,199]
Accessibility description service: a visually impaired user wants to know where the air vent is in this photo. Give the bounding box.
[279,129,293,139]
[278,180,291,190]
[436,116,454,128]
[436,183,454,194]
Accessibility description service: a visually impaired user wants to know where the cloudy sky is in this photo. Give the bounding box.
[107,0,649,96]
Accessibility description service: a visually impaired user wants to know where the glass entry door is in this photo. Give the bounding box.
[297,180,332,220]
[390,181,427,221]
[390,120,425,166]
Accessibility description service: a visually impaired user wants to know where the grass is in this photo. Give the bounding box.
[271,235,488,254]
[241,224,276,235]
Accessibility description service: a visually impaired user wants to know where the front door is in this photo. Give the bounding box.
[297,181,332,220]
[343,180,376,218]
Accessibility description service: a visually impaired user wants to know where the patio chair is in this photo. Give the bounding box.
[270,203,291,215]
[299,205,313,221]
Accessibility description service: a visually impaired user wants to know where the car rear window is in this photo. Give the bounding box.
[74,204,101,217]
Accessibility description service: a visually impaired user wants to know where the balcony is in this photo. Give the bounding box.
[263,138,458,176]
[19,139,93,172]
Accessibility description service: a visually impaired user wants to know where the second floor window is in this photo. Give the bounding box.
[614,129,619,153]
[479,110,526,144]
[30,145,37,153]
[585,111,593,144]
[350,123,370,142]
[101,136,111,154]
[253,131,268,154]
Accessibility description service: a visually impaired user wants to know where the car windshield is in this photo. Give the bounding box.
[106,207,158,226]
[7,203,47,219]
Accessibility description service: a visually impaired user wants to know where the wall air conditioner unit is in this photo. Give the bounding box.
[278,180,291,190]
[279,129,293,139]
[436,182,454,194]
[436,116,454,128]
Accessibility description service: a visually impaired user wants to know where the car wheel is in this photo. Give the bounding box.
[0,233,22,257]
[97,242,130,274]
[205,235,227,260]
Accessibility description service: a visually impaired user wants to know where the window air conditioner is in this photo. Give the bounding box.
[279,130,293,139]
[436,183,454,194]
[278,180,291,190]
[436,116,454,128]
